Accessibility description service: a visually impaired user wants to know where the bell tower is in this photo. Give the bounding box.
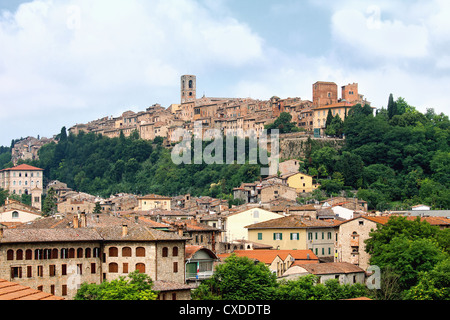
[181,75,196,103]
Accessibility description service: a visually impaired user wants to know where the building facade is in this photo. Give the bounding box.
[0,164,44,211]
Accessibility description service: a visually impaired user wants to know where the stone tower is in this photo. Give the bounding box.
[181,75,196,103]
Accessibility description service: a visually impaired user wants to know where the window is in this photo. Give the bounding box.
[25,249,32,260]
[258,233,263,240]
[62,264,67,276]
[123,263,128,274]
[328,232,332,240]
[37,265,43,277]
[68,248,75,258]
[273,233,282,240]
[122,247,132,257]
[91,263,96,274]
[322,232,324,240]
[359,220,364,226]
[77,264,82,275]
[109,247,118,257]
[61,248,68,259]
[253,210,259,219]
[315,232,318,240]
[7,249,14,261]
[290,233,299,240]
[49,265,56,277]
[85,248,91,258]
[308,232,313,240]
[27,266,32,278]
[12,211,19,219]
[162,247,168,257]
[11,267,22,279]
[136,263,146,273]
[173,262,178,273]
[109,263,118,273]
[62,285,67,296]
[136,247,145,257]
[172,247,178,257]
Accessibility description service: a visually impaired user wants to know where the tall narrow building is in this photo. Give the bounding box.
[180,75,196,103]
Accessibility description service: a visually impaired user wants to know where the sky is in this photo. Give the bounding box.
[0,0,449,147]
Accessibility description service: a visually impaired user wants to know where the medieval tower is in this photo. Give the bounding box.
[181,75,196,103]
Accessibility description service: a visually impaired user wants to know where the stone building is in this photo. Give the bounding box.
[0,164,44,211]
[0,213,190,300]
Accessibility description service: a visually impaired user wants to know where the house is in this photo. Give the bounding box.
[246,215,337,259]
[57,198,96,214]
[171,219,222,253]
[278,159,301,175]
[0,164,44,211]
[411,204,431,211]
[137,194,172,211]
[0,213,190,300]
[260,184,297,203]
[282,262,366,286]
[218,249,319,277]
[0,205,41,225]
[185,245,219,284]
[280,172,319,193]
[222,207,284,242]
[153,280,193,300]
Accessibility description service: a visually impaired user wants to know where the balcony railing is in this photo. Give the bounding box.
[186,271,214,280]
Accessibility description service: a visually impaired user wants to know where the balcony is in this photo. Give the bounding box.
[186,271,214,281]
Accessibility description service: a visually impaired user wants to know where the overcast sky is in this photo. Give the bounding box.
[0,0,449,147]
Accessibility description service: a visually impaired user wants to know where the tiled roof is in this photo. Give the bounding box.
[293,262,365,275]
[137,194,171,200]
[185,245,218,260]
[152,280,193,292]
[0,279,64,300]
[218,249,318,264]
[0,164,43,172]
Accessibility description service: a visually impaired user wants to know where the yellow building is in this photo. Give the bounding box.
[137,194,172,211]
[246,215,337,258]
[280,172,319,193]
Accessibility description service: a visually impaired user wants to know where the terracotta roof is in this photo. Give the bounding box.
[0,164,43,172]
[185,245,218,260]
[341,215,450,227]
[152,280,193,292]
[218,249,318,264]
[0,279,64,300]
[294,262,365,275]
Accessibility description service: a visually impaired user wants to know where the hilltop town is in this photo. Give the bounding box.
[0,76,448,302]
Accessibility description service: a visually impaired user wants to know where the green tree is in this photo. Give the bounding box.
[387,93,397,120]
[93,202,102,214]
[192,254,277,300]
[265,112,301,134]
[42,188,57,216]
[74,270,158,300]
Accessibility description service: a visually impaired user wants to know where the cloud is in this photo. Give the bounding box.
[331,6,428,59]
[0,0,264,145]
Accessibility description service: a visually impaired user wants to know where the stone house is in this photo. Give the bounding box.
[0,213,190,300]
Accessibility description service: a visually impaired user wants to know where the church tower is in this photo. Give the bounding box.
[181,75,196,103]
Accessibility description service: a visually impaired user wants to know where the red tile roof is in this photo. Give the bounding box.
[1,164,43,172]
[218,249,318,264]
[0,279,64,300]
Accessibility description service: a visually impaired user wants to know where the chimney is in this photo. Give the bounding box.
[80,212,87,228]
[73,215,79,229]
[122,224,128,237]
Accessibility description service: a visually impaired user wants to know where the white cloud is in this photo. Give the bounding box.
[331,6,428,59]
[0,0,264,145]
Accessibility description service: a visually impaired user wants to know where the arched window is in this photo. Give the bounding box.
[43,249,52,259]
[136,247,145,257]
[77,248,83,258]
[7,249,14,261]
[61,248,69,259]
[109,247,118,257]
[122,247,132,257]
[16,249,23,260]
[135,263,146,273]
[68,248,75,258]
[172,247,178,257]
[189,80,193,89]
[35,249,43,260]
[52,249,58,259]
[93,248,100,258]
[109,263,118,273]
[85,248,91,258]
[25,249,32,260]
[162,247,168,257]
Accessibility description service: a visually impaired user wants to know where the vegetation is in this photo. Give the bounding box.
[24,129,263,200]
[265,112,302,134]
[74,270,158,300]
[365,216,450,299]
[301,96,449,210]
[192,254,370,300]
